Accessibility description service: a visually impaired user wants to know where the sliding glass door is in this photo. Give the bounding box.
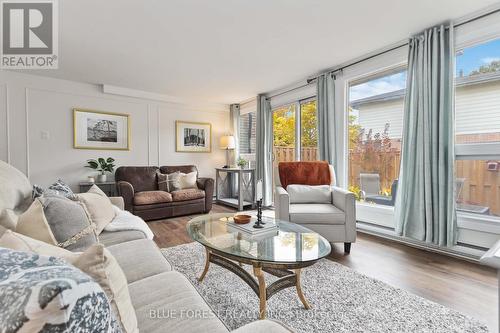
[300,99,318,161]
[272,99,318,194]
[273,103,297,164]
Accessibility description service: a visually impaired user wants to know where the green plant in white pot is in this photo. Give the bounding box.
[237,157,247,169]
[85,157,115,183]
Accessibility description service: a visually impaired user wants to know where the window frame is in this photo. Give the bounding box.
[345,64,408,220]
[454,36,500,225]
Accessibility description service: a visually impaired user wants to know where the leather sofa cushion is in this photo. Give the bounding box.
[134,191,172,205]
[129,271,228,333]
[106,239,172,284]
[289,203,345,225]
[171,189,205,202]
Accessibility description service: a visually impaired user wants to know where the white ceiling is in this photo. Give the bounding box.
[26,0,499,104]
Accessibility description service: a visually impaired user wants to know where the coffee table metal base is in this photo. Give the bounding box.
[198,247,312,319]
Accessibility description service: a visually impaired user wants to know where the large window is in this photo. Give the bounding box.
[455,38,500,219]
[348,68,407,206]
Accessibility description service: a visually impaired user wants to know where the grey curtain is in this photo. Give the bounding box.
[316,73,336,166]
[229,104,240,166]
[395,24,457,247]
[255,95,273,206]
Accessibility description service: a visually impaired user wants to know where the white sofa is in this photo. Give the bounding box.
[274,164,356,254]
[0,160,292,333]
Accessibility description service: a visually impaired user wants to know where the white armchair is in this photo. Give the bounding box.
[275,164,356,254]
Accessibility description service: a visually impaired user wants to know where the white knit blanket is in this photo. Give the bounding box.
[104,206,154,240]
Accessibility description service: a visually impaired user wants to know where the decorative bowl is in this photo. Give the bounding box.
[233,214,252,224]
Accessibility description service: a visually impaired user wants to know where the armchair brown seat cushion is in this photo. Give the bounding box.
[134,191,172,206]
[171,189,205,202]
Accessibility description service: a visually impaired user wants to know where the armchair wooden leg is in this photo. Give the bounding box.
[344,242,351,254]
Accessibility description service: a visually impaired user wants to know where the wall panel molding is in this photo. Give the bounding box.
[25,88,30,178]
[1,84,10,163]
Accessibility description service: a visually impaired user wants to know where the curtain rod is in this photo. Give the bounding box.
[267,6,500,99]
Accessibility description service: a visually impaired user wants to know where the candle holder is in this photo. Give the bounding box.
[253,199,265,228]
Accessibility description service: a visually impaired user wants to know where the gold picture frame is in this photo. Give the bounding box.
[73,108,131,150]
[176,120,212,153]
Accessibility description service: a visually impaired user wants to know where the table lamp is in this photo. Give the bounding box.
[219,135,235,168]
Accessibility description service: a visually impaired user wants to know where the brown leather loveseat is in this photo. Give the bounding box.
[115,165,214,221]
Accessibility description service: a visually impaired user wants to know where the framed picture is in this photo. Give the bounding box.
[176,121,212,153]
[73,108,130,150]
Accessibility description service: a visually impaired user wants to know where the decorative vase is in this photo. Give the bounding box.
[87,176,95,184]
[97,174,107,183]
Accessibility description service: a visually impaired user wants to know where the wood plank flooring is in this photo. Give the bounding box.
[147,204,498,332]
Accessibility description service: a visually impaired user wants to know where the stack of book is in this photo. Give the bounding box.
[227,219,278,240]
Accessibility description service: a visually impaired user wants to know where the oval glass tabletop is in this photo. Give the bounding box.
[187,213,331,264]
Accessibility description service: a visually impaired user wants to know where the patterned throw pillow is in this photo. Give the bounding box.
[32,179,76,200]
[157,173,169,192]
[0,248,122,333]
[32,184,44,199]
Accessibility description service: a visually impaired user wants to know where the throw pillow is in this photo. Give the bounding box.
[0,247,122,333]
[0,230,138,333]
[16,196,98,251]
[157,172,169,191]
[167,171,181,191]
[76,185,116,234]
[177,171,198,190]
[287,184,332,204]
[31,184,44,199]
[32,179,77,199]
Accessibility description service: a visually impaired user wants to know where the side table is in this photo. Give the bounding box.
[79,181,116,196]
[215,168,255,211]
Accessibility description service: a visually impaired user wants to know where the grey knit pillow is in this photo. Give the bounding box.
[39,195,98,251]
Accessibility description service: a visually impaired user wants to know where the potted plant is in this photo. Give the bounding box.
[237,157,247,169]
[85,157,115,183]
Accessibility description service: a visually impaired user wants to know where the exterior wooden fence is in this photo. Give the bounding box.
[273,146,500,216]
[273,146,318,164]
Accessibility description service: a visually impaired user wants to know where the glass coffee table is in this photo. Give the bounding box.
[187,213,331,319]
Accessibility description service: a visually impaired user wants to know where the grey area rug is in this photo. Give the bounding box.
[162,242,488,333]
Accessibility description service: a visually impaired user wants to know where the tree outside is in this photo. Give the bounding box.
[272,101,318,148]
[469,60,500,76]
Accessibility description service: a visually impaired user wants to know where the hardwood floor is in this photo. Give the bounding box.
[148,204,498,332]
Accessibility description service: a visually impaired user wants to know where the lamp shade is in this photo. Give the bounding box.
[219,135,235,149]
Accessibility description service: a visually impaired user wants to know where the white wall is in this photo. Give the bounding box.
[0,71,229,191]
